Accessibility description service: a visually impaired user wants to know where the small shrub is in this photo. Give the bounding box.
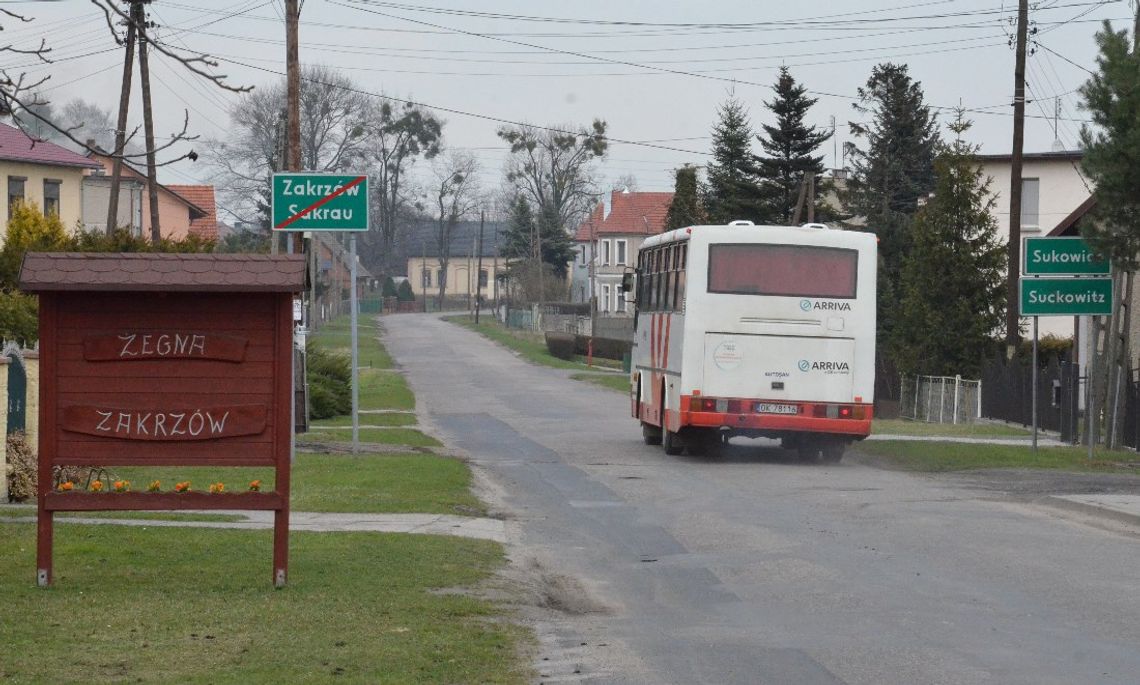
[545,332,576,360]
[396,280,415,302]
[382,277,398,298]
[573,335,631,361]
[306,343,351,419]
[6,432,35,502]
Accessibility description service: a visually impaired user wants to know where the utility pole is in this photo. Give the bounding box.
[475,210,485,324]
[136,0,161,242]
[1005,0,1029,355]
[285,0,303,255]
[106,2,137,236]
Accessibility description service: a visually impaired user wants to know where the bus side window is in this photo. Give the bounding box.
[663,246,675,311]
[646,249,656,311]
[676,244,687,312]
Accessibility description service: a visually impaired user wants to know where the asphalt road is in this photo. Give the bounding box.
[383,314,1140,685]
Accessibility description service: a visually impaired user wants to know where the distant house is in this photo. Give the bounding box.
[403,218,508,305]
[0,122,101,242]
[167,185,220,240]
[84,150,212,240]
[571,189,672,315]
[976,150,1093,341]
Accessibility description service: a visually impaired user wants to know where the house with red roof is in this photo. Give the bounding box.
[0,122,101,242]
[83,150,215,241]
[571,189,672,314]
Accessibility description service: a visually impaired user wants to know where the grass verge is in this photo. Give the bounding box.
[872,418,1033,438]
[311,412,416,428]
[302,428,441,449]
[855,440,1140,473]
[445,315,588,370]
[571,372,630,393]
[0,524,527,684]
[309,317,393,369]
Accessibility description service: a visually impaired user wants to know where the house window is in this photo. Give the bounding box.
[601,284,611,313]
[1021,177,1040,230]
[602,239,611,266]
[615,284,626,313]
[615,239,627,266]
[43,179,60,217]
[422,269,432,288]
[579,245,587,266]
[479,269,488,288]
[8,176,25,217]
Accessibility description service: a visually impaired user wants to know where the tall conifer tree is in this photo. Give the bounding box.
[756,67,831,224]
[704,97,767,224]
[664,165,707,231]
[892,112,1005,377]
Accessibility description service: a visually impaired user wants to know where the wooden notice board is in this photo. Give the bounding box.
[19,253,306,587]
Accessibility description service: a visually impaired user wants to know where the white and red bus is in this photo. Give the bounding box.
[629,221,877,460]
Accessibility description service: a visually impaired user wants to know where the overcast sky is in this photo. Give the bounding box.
[10,0,1132,222]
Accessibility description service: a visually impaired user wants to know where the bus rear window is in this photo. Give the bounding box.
[707,244,858,298]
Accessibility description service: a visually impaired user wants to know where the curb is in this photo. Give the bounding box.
[1034,495,1140,527]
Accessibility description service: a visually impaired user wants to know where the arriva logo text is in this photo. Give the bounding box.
[799,359,851,372]
[800,299,852,312]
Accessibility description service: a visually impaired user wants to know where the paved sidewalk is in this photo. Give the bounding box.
[0,508,506,543]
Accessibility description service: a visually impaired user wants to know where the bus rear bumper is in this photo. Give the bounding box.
[682,406,873,439]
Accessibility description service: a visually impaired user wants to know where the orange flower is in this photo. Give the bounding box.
[90,480,104,492]
[59,482,74,492]
[208,482,225,494]
[148,480,161,492]
[248,480,261,492]
[113,480,130,492]
[174,481,191,493]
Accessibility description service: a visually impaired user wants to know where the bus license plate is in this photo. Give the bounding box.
[756,403,798,415]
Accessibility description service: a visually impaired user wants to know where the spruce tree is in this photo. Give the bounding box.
[502,195,536,261]
[1078,20,1140,269]
[703,97,767,224]
[891,112,1005,377]
[501,196,575,279]
[756,67,831,224]
[844,63,940,396]
[664,165,708,230]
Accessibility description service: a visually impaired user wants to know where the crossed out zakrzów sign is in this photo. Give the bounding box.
[272,173,368,231]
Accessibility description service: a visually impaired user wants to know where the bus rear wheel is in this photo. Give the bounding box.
[821,441,846,463]
[642,422,663,445]
[662,427,684,456]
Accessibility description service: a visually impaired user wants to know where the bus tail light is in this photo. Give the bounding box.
[698,398,730,412]
[811,404,863,419]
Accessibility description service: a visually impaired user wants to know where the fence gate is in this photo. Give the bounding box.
[6,350,26,434]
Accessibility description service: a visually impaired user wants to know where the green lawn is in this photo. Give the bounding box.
[872,418,1034,438]
[855,440,1140,473]
[311,412,417,428]
[358,369,416,411]
[80,452,473,515]
[302,427,441,449]
[309,317,393,369]
[0,525,527,684]
[571,372,630,393]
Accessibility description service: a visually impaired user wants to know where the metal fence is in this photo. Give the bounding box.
[980,356,1080,442]
[900,374,982,424]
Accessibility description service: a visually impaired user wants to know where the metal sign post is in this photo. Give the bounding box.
[1020,236,1113,456]
[272,173,369,454]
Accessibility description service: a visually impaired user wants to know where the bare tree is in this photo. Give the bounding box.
[367,100,442,272]
[497,120,608,233]
[431,151,480,307]
[207,65,372,226]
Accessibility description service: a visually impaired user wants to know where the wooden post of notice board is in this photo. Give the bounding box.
[19,253,307,588]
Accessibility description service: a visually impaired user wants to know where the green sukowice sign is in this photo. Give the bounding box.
[1022,236,1109,275]
[272,173,369,231]
[1019,277,1113,316]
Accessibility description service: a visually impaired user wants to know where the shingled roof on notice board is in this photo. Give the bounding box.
[18,252,307,293]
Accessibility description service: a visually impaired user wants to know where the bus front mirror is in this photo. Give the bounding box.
[621,271,635,293]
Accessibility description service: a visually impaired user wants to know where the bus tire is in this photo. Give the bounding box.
[662,428,684,456]
[642,422,662,445]
[821,441,846,463]
[797,445,820,462]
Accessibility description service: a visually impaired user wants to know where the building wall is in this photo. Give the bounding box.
[980,157,1092,340]
[981,157,1091,242]
[579,233,649,315]
[407,256,508,301]
[81,176,145,234]
[0,161,89,240]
